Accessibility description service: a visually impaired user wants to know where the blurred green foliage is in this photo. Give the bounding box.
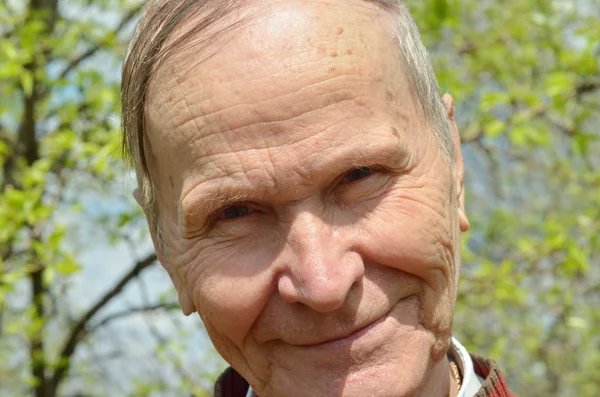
[0,0,598,396]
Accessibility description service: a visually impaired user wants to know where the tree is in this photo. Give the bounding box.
[1,0,598,396]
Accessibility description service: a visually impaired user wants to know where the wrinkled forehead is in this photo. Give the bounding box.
[140,0,423,192]
[144,0,399,119]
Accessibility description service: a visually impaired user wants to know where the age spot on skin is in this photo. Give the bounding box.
[330,51,338,57]
[335,26,344,35]
[386,89,395,102]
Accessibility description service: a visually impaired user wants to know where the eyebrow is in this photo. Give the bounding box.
[181,185,273,224]
[179,135,408,226]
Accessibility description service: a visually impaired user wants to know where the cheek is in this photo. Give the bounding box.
[176,236,278,355]
[356,184,457,290]
[354,184,458,360]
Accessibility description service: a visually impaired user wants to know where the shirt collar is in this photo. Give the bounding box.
[451,337,485,397]
[246,337,484,397]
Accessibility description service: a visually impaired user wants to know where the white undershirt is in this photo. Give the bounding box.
[450,337,485,397]
[245,337,484,397]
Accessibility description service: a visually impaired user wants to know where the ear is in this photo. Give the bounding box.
[133,189,197,315]
[441,94,470,233]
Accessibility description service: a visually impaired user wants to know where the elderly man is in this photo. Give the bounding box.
[121,0,515,396]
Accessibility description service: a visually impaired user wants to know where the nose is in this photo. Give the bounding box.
[277,211,365,313]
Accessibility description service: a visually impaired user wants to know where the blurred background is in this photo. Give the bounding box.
[0,0,598,396]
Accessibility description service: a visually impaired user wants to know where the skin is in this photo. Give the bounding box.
[141,0,470,396]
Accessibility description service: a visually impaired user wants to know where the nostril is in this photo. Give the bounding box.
[277,273,301,304]
[343,251,366,283]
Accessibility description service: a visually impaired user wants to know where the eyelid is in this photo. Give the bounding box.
[342,166,376,182]
[211,202,260,222]
[333,165,394,200]
[336,165,384,184]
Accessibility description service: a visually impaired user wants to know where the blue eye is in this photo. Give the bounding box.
[344,167,374,183]
[217,205,254,220]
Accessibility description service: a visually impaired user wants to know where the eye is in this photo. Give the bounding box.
[216,205,255,221]
[343,167,374,183]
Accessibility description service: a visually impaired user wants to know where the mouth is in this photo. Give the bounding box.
[299,295,421,351]
[290,294,419,351]
[303,311,391,349]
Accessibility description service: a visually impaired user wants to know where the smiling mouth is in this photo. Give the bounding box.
[305,312,389,348]
[283,294,418,349]
[296,301,402,349]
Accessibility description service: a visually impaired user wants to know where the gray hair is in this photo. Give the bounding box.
[121,0,453,227]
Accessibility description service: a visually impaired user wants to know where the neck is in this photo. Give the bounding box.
[415,356,457,397]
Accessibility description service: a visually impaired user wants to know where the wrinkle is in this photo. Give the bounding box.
[168,67,358,127]
[390,188,448,220]
[175,89,358,150]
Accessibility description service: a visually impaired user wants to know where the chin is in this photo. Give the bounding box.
[261,329,438,397]
[339,365,430,397]
[267,364,430,397]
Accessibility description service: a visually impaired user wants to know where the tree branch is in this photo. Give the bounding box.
[30,266,48,397]
[89,302,179,333]
[575,78,600,99]
[49,252,157,395]
[134,274,204,389]
[55,5,142,82]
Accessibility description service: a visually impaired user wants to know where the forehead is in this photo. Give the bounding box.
[144,0,421,203]
[145,0,405,134]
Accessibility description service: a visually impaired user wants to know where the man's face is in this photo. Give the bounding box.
[144,1,469,396]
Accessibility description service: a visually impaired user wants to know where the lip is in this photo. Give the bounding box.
[303,311,390,350]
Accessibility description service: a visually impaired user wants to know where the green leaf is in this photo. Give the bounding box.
[48,225,66,249]
[43,267,56,288]
[509,124,549,147]
[0,39,18,61]
[55,256,81,276]
[433,0,449,21]
[485,120,506,138]
[564,244,590,275]
[567,316,588,330]
[3,188,27,210]
[20,70,33,97]
[544,72,576,97]
[481,92,510,112]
